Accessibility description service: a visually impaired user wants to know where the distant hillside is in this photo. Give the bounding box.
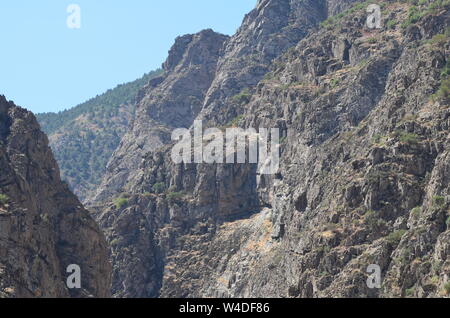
[36,69,162,201]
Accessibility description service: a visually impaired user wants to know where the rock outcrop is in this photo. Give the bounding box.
[90,29,229,204]
[0,96,111,297]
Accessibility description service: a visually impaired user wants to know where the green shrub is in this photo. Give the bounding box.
[0,194,9,206]
[372,134,387,146]
[152,182,166,194]
[431,59,450,103]
[232,88,251,105]
[319,1,369,29]
[410,206,421,219]
[167,191,185,203]
[433,195,445,207]
[398,131,419,144]
[444,282,450,295]
[320,18,334,29]
[386,230,407,245]
[441,60,450,78]
[405,287,415,297]
[432,77,450,103]
[446,216,450,227]
[429,33,447,45]
[114,197,129,209]
[365,210,386,231]
[226,115,244,127]
[428,0,450,11]
[386,19,397,29]
[330,78,340,88]
[401,6,425,29]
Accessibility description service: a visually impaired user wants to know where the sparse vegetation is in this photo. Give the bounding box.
[401,5,425,29]
[401,1,450,29]
[410,206,421,219]
[166,191,185,203]
[0,194,9,206]
[386,19,397,30]
[396,131,419,144]
[37,70,162,135]
[365,210,386,231]
[432,195,445,207]
[386,230,407,245]
[432,59,450,103]
[114,197,129,209]
[330,78,341,89]
[433,77,450,102]
[405,287,415,297]
[444,281,450,295]
[232,88,252,105]
[226,115,245,128]
[319,1,378,29]
[372,134,388,146]
[428,33,447,45]
[152,182,166,194]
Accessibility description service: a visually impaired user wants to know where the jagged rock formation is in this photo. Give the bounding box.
[0,96,111,297]
[89,0,450,298]
[90,29,229,203]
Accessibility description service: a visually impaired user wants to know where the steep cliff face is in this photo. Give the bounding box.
[90,29,229,204]
[211,1,450,297]
[92,0,450,298]
[0,96,111,297]
[198,0,328,125]
[92,0,332,298]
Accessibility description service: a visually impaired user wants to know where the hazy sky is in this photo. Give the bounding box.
[0,1,256,113]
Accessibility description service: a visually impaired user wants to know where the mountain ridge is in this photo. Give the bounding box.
[2,0,448,299]
[36,70,162,201]
[90,0,450,298]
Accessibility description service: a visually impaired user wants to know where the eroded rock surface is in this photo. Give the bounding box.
[91,0,450,298]
[0,96,111,297]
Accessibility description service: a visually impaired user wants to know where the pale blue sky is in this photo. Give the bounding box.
[0,1,256,113]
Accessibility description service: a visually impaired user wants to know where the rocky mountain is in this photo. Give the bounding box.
[89,29,230,204]
[87,0,450,298]
[0,95,111,297]
[36,70,162,201]
[10,0,447,299]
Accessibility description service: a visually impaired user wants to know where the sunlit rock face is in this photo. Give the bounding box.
[90,0,450,298]
[0,95,111,298]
